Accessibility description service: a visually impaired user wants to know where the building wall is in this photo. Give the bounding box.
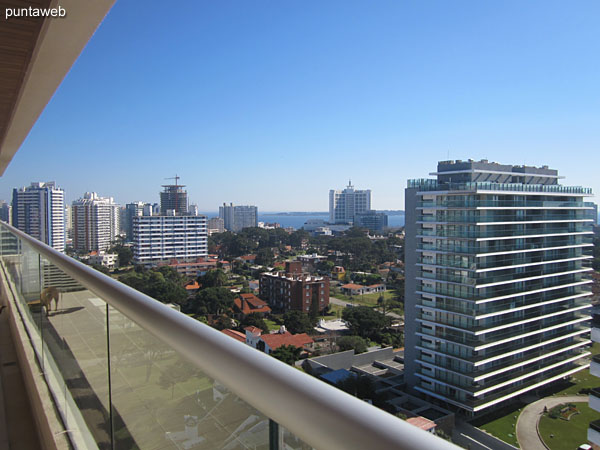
[260,271,329,313]
[404,186,419,390]
[219,203,257,232]
[160,185,188,215]
[133,215,207,265]
[329,182,371,224]
[72,192,120,252]
[12,182,65,252]
[355,211,388,233]
[405,161,593,415]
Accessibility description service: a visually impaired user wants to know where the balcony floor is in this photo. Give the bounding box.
[0,303,41,450]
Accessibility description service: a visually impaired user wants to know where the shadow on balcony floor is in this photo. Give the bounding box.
[0,303,41,450]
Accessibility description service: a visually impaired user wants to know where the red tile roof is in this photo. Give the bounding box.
[406,417,436,431]
[341,283,365,290]
[245,326,262,334]
[239,254,256,260]
[221,329,246,343]
[185,281,200,290]
[234,294,271,315]
[261,332,313,351]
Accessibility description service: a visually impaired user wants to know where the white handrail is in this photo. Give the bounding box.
[1,222,457,450]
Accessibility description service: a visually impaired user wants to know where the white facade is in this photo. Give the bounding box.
[133,215,207,265]
[219,203,257,232]
[88,251,118,269]
[12,181,65,252]
[329,181,371,224]
[72,192,120,252]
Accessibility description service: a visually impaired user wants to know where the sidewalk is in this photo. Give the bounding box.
[516,395,587,450]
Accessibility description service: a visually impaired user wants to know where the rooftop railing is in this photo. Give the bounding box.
[0,222,456,450]
[408,179,593,195]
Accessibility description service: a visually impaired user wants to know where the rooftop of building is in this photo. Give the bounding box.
[261,331,313,350]
[220,329,246,343]
[406,417,436,431]
[234,294,271,315]
[261,271,327,282]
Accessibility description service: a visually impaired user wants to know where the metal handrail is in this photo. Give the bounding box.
[0,222,456,450]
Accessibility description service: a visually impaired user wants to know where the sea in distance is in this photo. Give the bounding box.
[199,211,405,230]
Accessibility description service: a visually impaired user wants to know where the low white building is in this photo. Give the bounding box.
[88,251,118,269]
[132,215,207,265]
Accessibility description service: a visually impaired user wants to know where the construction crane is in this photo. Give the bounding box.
[165,174,181,187]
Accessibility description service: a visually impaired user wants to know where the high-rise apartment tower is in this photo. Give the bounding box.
[72,192,120,252]
[12,182,65,252]
[329,181,371,224]
[219,203,258,232]
[405,160,594,416]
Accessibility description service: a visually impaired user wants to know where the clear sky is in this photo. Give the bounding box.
[1,1,599,211]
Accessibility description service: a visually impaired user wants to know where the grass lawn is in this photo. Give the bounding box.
[331,290,397,306]
[472,402,524,448]
[542,343,600,396]
[263,318,281,332]
[324,302,345,318]
[539,402,596,450]
[550,368,598,396]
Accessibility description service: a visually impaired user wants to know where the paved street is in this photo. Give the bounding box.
[516,395,587,450]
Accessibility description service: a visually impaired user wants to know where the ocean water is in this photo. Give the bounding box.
[200,212,405,230]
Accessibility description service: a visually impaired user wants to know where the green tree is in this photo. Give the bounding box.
[270,345,302,365]
[119,266,187,305]
[109,242,133,267]
[199,269,228,288]
[337,335,368,354]
[283,310,315,334]
[342,306,391,341]
[255,247,274,266]
[192,287,235,316]
[239,313,268,333]
[316,260,335,274]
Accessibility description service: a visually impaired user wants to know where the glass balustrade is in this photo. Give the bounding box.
[3,222,436,450]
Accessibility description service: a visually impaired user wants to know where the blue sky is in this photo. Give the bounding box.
[1,1,599,210]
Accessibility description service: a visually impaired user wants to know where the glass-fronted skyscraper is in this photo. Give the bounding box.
[404,160,594,416]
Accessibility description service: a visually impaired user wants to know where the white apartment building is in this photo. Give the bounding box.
[72,192,120,252]
[12,181,65,252]
[132,215,207,265]
[219,203,257,232]
[329,181,371,224]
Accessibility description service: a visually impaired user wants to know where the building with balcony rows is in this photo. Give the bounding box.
[405,159,594,416]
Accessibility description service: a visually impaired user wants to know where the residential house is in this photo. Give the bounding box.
[233,293,271,318]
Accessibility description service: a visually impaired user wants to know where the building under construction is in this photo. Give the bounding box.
[160,176,188,215]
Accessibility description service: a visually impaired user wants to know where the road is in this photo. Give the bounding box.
[516,395,587,450]
[329,296,403,320]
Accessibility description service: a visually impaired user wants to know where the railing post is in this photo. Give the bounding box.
[269,419,281,450]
